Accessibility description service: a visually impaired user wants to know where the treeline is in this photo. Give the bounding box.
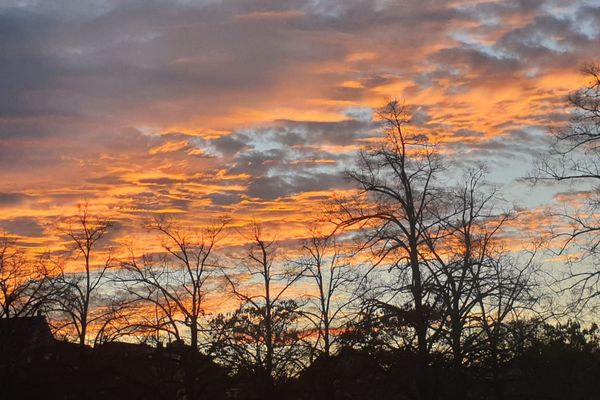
[2,66,600,400]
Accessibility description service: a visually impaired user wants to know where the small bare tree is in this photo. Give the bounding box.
[212,224,306,399]
[296,226,360,357]
[472,249,540,399]
[424,169,509,366]
[422,169,543,400]
[51,204,113,346]
[119,218,227,400]
[120,218,227,350]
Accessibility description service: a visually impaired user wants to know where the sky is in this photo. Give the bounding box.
[1,0,600,255]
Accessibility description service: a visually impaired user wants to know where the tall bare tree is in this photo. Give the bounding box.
[532,64,600,310]
[334,100,446,399]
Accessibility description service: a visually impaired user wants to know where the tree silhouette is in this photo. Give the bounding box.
[50,204,113,346]
[296,226,360,358]
[120,218,227,351]
[0,236,56,319]
[334,100,446,400]
[212,224,306,399]
[532,64,600,310]
[119,218,228,399]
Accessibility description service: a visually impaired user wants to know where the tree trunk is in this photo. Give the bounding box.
[410,248,430,400]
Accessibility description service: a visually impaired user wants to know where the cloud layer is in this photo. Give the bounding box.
[1,0,599,249]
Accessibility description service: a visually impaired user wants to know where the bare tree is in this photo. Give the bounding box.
[535,64,600,183]
[212,224,306,399]
[0,236,55,319]
[472,249,540,399]
[119,218,227,400]
[50,204,113,346]
[333,100,446,399]
[531,64,600,310]
[296,226,359,357]
[429,170,541,397]
[422,169,543,400]
[120,218,227,350]
[424,169,509,366]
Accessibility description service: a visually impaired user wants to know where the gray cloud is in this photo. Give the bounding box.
[246,171,347,200]
[1,217,45,237]
[208,193,244,206]
[210,133,252,156]
[0,192,30,205]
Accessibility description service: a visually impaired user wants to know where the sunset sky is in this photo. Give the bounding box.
[1,0,600,254]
